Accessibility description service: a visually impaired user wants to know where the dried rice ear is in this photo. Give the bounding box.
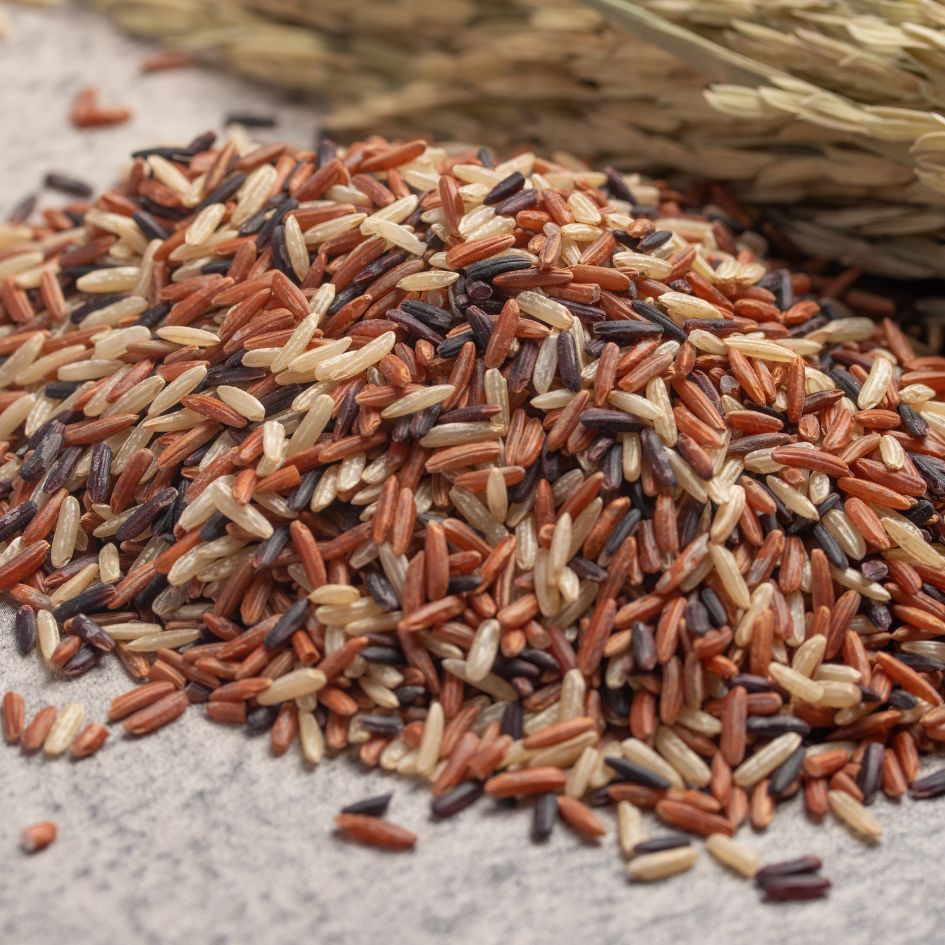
[84,0,945,277]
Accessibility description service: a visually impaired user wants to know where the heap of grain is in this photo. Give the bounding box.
[2,131,945,898]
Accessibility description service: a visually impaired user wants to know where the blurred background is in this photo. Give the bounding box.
[4,0,945,283]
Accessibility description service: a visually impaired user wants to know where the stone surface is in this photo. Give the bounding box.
[2,5,945,944]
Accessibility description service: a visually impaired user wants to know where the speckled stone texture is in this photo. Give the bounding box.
[2,5,945,944]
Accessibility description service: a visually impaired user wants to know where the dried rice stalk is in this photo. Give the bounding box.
[83,0,945,276]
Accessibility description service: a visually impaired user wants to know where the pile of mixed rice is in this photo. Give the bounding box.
[3,131,945,898]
